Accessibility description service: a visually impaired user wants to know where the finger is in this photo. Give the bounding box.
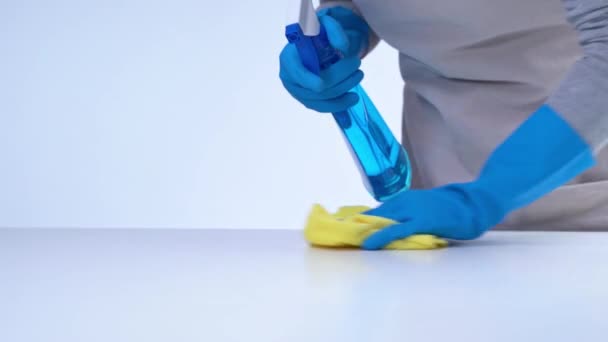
[362,222,417,250]
[279,44,323,91]
[282,70,363,101]
[320,56,362,89]
[319,15,350,54]
[303,92,360,113]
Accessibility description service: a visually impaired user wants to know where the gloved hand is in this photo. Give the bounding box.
[279,6,370,113]
[362,105,596,250]
[362,183,502,247]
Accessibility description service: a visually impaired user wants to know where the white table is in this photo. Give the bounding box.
[1,229,607,342]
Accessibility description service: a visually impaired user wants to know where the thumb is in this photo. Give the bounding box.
[363,201,402,222]
[319,15,350,54]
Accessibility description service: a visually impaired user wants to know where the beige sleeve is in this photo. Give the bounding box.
[317,0,380,57]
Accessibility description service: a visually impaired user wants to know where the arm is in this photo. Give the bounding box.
[361,0,608,248]
[318,0,380,57]
[548,0,608,151]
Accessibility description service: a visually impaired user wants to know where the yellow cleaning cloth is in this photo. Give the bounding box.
[304,204,448,250]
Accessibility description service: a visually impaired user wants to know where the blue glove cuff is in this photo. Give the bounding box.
[476,104,596,215]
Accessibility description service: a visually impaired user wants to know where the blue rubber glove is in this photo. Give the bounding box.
[362,105,596,249]
[279,6,370,113]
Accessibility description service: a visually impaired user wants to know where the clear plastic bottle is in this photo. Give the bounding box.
[286,4,411,201]
[332,85,411,201]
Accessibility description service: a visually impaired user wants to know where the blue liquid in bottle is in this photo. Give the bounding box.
[333,86,411,201]
[286,22,411,201]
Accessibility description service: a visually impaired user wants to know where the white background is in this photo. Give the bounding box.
[0,0,403,229]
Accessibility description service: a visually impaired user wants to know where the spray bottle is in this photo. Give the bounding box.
[285,0,411,201]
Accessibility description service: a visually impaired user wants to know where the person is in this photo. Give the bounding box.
[279,0,608,249]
